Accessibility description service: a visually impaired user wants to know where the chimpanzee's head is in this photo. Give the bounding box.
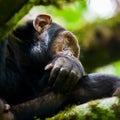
[33,14,80,58]
[12,14,80,65]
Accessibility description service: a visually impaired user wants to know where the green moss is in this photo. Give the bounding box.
[90,104,115,120]
[111,97,120,120]
[87,97,120,120]
[46,97,120,120]
[46,105,79,120]
[34,116,41,120]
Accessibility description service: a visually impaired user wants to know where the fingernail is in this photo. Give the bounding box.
[44,63,53,70]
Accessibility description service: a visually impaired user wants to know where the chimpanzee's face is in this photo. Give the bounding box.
[29,14,80,64]
[30,31,50,64]
[31,30,49,56]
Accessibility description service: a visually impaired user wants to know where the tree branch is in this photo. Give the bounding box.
[77,14,120,72]
[46,96,120,120]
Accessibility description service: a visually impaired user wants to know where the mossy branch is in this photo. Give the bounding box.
[46,97,120,120]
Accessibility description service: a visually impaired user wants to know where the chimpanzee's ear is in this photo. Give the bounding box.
[61,31,80,58]
[33,14,52,33]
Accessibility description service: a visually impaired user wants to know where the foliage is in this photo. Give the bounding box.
[114,61,120,75]
[29,0,87,30]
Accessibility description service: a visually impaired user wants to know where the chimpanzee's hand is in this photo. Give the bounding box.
[0,99,14,120]
[45,55,84,93]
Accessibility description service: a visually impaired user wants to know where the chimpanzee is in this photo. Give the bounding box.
[0,14,84,119]
[0,14,120,120]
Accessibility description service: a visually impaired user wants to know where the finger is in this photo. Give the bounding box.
[65,70,80,91]
[53,62,72,92]
[44,63,54,70]
[48,58,65,86]
[53,61,73,92]
[53,67,69,92]
[48,66,60,86]
[72,66,83,79]
[4,104,10,112]
[61,71,75,92]
[69,76,80,91]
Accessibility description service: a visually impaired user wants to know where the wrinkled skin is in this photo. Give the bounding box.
[46,55,84,92]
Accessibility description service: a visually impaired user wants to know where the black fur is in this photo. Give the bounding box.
[70,73,120,104]
[0,20,120,120]
[0,20,66,105]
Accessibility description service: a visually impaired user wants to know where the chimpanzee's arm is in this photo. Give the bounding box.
[70,73,120,104]
[10,73,120,120]
[0,39,22,103]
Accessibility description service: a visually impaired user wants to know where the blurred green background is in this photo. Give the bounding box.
[22,0,120,75]
[2,0,120,75]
